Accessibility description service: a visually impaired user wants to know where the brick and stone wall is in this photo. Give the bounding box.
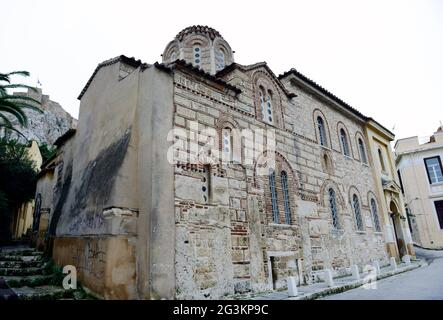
[172,64,388,299]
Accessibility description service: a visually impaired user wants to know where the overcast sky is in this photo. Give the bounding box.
[2,0,442,141]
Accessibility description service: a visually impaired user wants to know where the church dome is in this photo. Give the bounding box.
[162,25,234,75]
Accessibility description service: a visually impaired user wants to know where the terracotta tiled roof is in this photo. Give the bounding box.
[54,128,76,147]
[175,25,223,41]
[216,62,297,99]
[156,59,242,95]
[78,55,149,100]
[279,68,394,137]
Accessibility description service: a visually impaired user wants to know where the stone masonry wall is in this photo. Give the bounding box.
[171,65,387,299]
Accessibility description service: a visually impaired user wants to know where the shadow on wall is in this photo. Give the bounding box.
[49,129,132,237]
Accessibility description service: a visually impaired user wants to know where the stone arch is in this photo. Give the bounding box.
[182,33,211,47]
[349,185,365,231]
[367,191,379,209]
[367,191,383,231]
[320,149,334,175]
[216,114,242,163]
[253,151,299,225]
[313,109,332,148]
[253,151,298,189]
[319,179,346,209]
[389,199,401,215]
[336,121,354,157]
[252,70,284,128]
[213,37,234,67]
[162,40,180,63]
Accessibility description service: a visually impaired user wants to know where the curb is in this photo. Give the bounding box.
[288,261,426,300]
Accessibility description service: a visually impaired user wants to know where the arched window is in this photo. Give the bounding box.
[317,117,327,147]
[281,171,291,224]
[222,128,233,162]
[340,129,350,156]
[215,48,225,71]
[265,91,274,124]
[193,45,201,67]
[269,171,279,223]
[328,188,339,229]
[358,138,368,164]
[378,148,386,172]
[170,51,177,62]
[352,194,364,231]
[259,87,266,122]
[370,199,381,232]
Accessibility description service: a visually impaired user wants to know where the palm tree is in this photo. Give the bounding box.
[0,71,42,138]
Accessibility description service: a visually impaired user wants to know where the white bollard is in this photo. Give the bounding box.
[373,261,381,276]
[390,257,397,271]
[324,269,334,287]
[402,255,411,265]
[287,276,298,297]
[351,265,360,281]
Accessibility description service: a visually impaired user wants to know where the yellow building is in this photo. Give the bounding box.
[395,126,443,249]
[10,140,43,240]
[365,119,415,260]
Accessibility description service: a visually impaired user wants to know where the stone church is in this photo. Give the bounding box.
[35,26,413,299]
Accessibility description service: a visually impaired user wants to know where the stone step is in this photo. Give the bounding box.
[0,267,45,276]
[4,275,55,288]
[13,285,76,300]
[0,255,43,262]
[0,260,43,268]
[0,249,41,257]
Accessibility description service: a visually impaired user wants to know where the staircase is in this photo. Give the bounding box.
[0,246,90,300]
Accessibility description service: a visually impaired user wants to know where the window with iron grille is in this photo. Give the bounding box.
[328,188,339,229]
[269,171,279,223]
[317,117,327,147]
[370,198,381,232]
[340,129,350,156]
[353,194,364,231]
[281,171,291,224]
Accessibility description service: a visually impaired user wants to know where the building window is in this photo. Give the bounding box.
[222,128,232,162]
[397,169,405,194]
[328,188,339,229]
[170,51,177,62]
[215,49,225,71]
[378,148,386,172]
[353,194,364,231]
[269,171,279,223]
[358,138,368,164]
[259,88,266,122]
[281,171,291,224]
[406,207,413,234]
[193,46,201,67]
[202,165,211,203]
[424,156,443,185]
[434,200,443,229]
[317,117,327,147]
[340,129,350,157]
[370,198,381,232]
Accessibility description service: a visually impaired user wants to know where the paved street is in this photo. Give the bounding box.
[322,247,443,300]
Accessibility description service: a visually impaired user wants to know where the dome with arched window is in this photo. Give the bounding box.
[162,25,234,74]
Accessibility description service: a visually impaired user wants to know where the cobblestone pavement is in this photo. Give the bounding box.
[321,247,443,300]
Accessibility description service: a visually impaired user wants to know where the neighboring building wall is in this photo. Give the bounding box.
[365,121,415,260]
[10,141,43,240]
[395,127,443,249]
